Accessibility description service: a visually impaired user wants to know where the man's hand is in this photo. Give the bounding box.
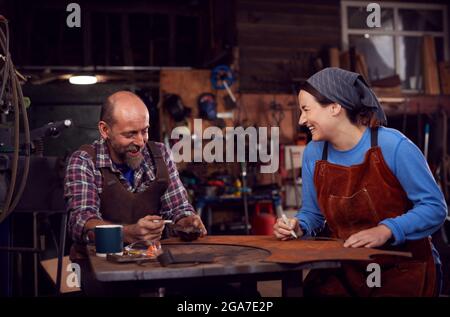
[83,218,112,243]
[175,214,207,237]
[343,225,393,248]
[123,215,166,243]
[273,217,303,241]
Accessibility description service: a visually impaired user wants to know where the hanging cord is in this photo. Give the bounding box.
[0,16,30,223]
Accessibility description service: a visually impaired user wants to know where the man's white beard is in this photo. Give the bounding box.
[125,152,144,170]
[108,139,144,171]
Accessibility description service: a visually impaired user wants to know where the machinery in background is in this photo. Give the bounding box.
[0,116,73,297]
[0,16,73,297]
[0,15,30,223]
[1,117,73,216]
[0,14,29,297]
[0,15,73,223]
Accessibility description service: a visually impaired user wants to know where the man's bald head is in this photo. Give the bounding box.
[100,91,148,126]
[98,91,150,169]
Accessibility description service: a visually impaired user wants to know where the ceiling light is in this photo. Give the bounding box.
[69,75,97,85]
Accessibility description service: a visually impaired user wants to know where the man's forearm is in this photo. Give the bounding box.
[123,224,137,244]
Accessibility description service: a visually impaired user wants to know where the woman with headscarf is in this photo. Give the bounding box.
[273,67,447,296]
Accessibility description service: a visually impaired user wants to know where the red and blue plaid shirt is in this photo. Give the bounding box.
[65,138,195,243]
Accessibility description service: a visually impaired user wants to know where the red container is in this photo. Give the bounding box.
[251,201,276,235]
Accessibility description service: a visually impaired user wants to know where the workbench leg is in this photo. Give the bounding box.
[282,271,303,297]
[55,213,67,296]
[33,212,38,297]
[240,279,258,296]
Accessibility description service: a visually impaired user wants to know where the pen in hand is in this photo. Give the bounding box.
[281,214,298,239]
[151,220,173,224]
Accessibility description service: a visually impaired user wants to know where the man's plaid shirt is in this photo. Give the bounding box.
[65,138,195,243]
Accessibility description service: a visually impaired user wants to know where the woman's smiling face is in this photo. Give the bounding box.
[298,90,336,142]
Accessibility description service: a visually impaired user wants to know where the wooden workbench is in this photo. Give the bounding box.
[87,235,410,297]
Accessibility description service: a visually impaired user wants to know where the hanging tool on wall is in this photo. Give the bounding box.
[162,94,191,123]
[197,92,225,129]
[198,93,218,121]
[211,65,236,109]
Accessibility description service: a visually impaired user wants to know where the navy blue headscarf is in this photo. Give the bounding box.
[306,67,387,125]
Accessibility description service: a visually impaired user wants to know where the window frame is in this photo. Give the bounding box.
[341,1,449,91]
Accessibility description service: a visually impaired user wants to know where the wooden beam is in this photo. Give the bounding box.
[57,13,64,65]
[148,15,154,66]
[422,35,440,95]
[87,2,200,17]
[382,95,450,116]
[31,1,201,17]
[121,14,133,66]
[23,10,34,65]
[237,0,339,16]
[82,11,92,66]
[104,14,110,66]
[168,14,176,66]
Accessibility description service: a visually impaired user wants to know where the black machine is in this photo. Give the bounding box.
[0,16,72,297]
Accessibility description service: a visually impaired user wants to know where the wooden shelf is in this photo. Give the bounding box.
[380,94,450,116]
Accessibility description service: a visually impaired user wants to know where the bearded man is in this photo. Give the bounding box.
[64,91,206,295]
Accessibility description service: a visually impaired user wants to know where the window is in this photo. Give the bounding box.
[341,1,449,91]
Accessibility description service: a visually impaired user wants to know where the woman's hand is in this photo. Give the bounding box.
[343,225,393,248]
[273,217,303,241]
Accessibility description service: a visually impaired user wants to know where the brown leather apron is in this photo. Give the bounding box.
[68,141,169,295]
[86,141,169,225]
[305,127,436,297]
[70,141,169,259]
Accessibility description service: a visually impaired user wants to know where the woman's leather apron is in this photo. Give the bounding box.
[305,127,436,297]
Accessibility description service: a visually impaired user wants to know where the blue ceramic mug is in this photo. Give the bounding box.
[95,225,123,257]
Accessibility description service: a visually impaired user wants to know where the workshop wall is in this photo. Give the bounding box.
[236,0,450,93]
[158,68,305,191]
[159,69,235,131]
[159,70,299,143]
[23,83,136,157]
[237,0,341,93]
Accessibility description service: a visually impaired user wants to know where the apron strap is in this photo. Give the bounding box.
[146,141,169,183]
[321,127,379,161]
[147,141,163,159]
[321,141,329,161]
[370,126,378,147]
